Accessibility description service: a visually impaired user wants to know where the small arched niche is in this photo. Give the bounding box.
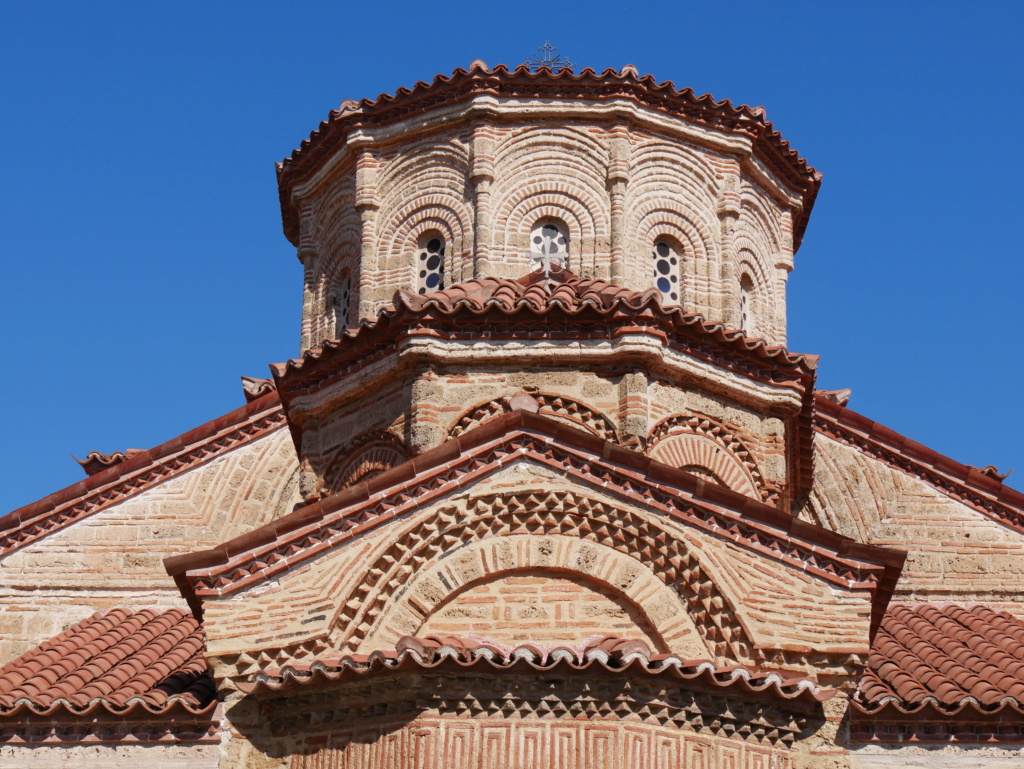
[419,567,662,649]
[739,272,756,336]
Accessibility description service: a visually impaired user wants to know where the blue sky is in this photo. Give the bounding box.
[1,1,1021,510]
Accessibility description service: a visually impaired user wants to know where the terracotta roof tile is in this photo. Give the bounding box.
[246,634,832,705]
[272,270,816,385]
[855,602,1024,714]
[0,607,215,717]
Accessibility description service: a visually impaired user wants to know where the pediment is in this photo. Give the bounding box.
[167,411,903,688]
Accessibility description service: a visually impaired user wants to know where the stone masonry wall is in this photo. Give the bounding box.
[298,113,797,351]
[304,364,789,503]
[807,433,1024,614]
[0,427,301,663]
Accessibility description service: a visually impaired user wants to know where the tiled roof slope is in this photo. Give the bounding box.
[273,270,819,496]
[851,602,1024,742]
[0,607,214,716]
[273,270,817,386]
[276,63,820,248]
[247,634,832,707]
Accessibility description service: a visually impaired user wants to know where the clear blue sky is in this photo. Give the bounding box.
[2,1,1022,510]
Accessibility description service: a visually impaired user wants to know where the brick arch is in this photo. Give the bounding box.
[488,127,611,266]
[375,536,693,655]
[647,414,771,504]
[378,200,471,261]
[734,240,778,340]
[322,430,409,496]
[447,393,619,444]
[327,490,758,665]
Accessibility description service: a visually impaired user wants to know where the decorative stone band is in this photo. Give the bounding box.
[815,395,1024,537]
[276,63,820,249]
[0,392,286,556]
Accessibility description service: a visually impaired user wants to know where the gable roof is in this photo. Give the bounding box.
[815,394,1024,536]
[165,409,903,639]
[851,602,1024,743]
[0,391,284,557]
[0,607,218,744]
[276,63,820,248]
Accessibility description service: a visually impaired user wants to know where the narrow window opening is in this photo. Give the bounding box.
[417,234,445,294]
[739,274,754,334]
[530,221,569,274]
[652,239,680,305]
[333,273,352,333]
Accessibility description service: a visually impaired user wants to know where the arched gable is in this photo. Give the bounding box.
[327,490,757,665]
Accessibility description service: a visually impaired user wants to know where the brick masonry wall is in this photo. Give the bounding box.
[807,434,1024,614]
[286,717,795,769]
[0,428,301,663]
[297,111,798,352]
[418,568,662,647]
[304,364,792,504]
[202,462,876,687]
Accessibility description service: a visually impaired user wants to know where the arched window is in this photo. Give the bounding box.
[652,239,680,305]
[333,273,352,333]
[416,234,445,294]
[530,221,569,274]
[739,274,754,335]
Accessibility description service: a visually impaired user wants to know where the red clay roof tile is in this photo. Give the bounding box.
[856,602,1024,713]
[276,63,820,249]
[0,607,215,716]
[248,634,833,705]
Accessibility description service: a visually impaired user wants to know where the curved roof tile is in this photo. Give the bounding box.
[855,602,1024,715]
[0,607,215,716]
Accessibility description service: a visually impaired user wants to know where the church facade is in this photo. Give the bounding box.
[2,62,1024,768]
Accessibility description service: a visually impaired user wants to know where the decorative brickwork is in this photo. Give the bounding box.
[321,430,409,494]
[8,60,1024,768]
[448,392,619,443]
[648,412,770,502]
[0,405,300,663]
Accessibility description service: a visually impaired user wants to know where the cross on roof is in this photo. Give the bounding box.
[524,42,574,73]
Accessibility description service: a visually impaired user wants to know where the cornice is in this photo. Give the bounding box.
[166,411,903,638]
[276,63,820,248]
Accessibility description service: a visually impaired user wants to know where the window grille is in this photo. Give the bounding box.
[652,240,680,304]
[530,222,569,274]
[417,235,445,294]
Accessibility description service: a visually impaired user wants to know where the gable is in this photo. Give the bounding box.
[0,395,300,663]
[810,397,1024,612]
[167,411,902,689]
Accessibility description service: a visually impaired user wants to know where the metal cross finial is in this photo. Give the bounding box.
[524,41,574,73]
